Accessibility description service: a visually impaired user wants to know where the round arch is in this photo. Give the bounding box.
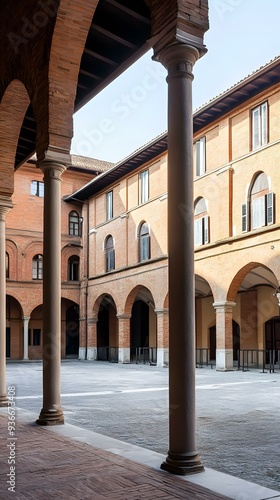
[0,80,30,196]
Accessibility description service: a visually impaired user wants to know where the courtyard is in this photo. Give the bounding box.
[5,360,280,493]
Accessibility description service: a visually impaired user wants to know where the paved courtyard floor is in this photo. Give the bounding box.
[5,360,280,493]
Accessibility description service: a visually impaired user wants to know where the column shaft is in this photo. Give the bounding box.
[155,309,169,366]
[214,301,236,371]
[37,161,66,425]
[0,199,13,406]
[87,318,97,360]
[117,315,130,363]
[157,44,203,474]
[23,317,30,360]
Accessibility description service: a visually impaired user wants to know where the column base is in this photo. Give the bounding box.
[118,347,130,363]
[157,348,169,367]
[216,349,233,371]
[161,451,204,475]
[0,395,8,407]
[36,407,64,426]
[87,347,97,361]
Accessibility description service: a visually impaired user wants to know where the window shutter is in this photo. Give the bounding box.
[141,235,150,260]
[242,203,248,232]
[266,192,274,225]
[203,216,209,244]
[261,102,268,146]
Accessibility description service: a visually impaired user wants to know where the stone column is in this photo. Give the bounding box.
[22,316,30,360]
[213,301,236,371]
[87,318,97,360]
[117,314,130,363]
[155,308,169,366]
[0,198,13,407]
[36,159,66,425]
[156,44,203,474]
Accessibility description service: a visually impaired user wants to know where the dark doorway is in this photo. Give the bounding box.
[97,303,109,349]
[66,305,79,357]
[130,300,149,349]
[209,326,216,360]
[209,321,240,361]
[265,317,280,362]
[6,327,10,358]
[232,320,240,361]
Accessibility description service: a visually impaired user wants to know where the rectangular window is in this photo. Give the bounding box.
[106,191,113,220]
[252,195,266,229]
[195,137,206,177]
[31,180,44,197]
[140,170,149,204]
[252,102,268,150]
[194,216,209,246]
[33,329,41,346]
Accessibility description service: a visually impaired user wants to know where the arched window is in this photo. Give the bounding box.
[68,256,79,281]
[69,211,81,236]
[32,254,43,280]
[6,252,9,279]
[105,236,115,272]
[139,222,150,261]
[242,172,274,232]
[194,197,209,246]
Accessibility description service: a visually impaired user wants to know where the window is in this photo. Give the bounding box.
[69,211,81,236]
[194,198,209,246]
[31,180,44,197]
[242,172,274,232]
[32,254,43,279]
[6,252,9,279]
[106,191,113,221]
[252,102,268,150]
[33,329,41,346]
[195,137,206,177]
[68,256,79,281]
[28,329,41,346]
[139,222,150,261]
[140,170,149,204]
[105,235,115,272]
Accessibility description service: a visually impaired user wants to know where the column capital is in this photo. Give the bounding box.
[213,301,236,311]
[87,317,98,325]
[154,308,169,314]
[117,313,131,320]
[0,196,13,219]
[155,43,199,80]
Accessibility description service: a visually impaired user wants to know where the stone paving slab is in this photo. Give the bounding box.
[0,413,233,500]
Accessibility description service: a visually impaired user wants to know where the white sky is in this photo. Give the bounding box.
[71,0,280,163]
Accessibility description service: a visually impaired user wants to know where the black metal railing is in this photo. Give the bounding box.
[196,348,214,368]
[97,346,118,363]
[237,349,280,373]
[130,347,157,365]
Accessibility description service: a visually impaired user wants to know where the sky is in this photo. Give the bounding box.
[71,0,280,163]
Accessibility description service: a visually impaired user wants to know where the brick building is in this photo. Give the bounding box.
[6,155,112,360]
[11,55,274,371]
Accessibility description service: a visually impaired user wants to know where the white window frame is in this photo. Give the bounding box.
[195,137,206,177]
[31,180,44,197]
[140,170,149,204]
[252,102,268,150]
[106,191,113,221]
